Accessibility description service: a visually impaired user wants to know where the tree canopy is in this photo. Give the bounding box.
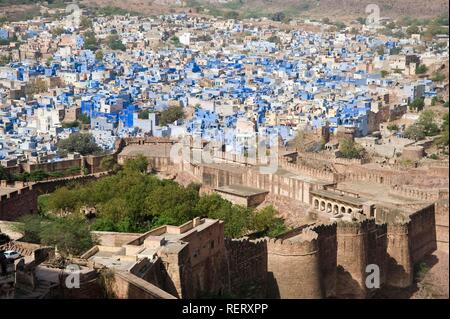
[15,215,96,257]
[159,106,185,126]
[339,138,365,159]
[404,110,441,141]
[41,157,287,238]
[57,132,102,156]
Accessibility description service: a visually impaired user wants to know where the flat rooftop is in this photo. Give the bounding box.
[336,180,432,213]
[119,144,172,158]
[89,255,137,272]
[310,189,367,206]
[271,167,331,185]
[0,186,19,196]
[215,184,269,197]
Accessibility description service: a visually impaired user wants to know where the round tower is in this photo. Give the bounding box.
[266,231,323,299]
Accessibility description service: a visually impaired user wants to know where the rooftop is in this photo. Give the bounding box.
[215,184,269,197]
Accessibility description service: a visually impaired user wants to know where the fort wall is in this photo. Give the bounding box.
[0,183,37,221]
[224,238,267,298]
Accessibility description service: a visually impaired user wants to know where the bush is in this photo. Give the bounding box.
[387,124,399,131]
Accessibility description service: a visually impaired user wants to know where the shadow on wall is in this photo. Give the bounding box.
[266,272,280,299]
[158,263,179,298]
[336,265,366,299]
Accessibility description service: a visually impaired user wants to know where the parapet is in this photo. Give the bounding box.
[336,218,375,234]
[266,231,318,256]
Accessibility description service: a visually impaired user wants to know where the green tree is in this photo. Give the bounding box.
[43,168,287,239]
[29,170,49,181]
[406,25,420,35]
[159,106,184,126]
[417,110,440,136]
[77,113,91,125]
[47,186,83,213]
[123,154,148,173]
[138,109,150,119]
[431,72,445,82]
[339,138,365,159]
[224,11,239,20]
[95,50,104,61]
[0,165,12,181]
[404,123,426,140]
[100,155,119,172]
[0,54,11,66]
[387,124,399,131]
[107,34,126,51]
[39,216,96,257]
[51,27,65,36]
[83,31,98,51]
[409,98,425,111]
[356,17,365,25]
[15,215,44,244]
[271,12,286,22]
[251,205,287,237]
[80,16,93,30]
[171,36,181,47]
[415,64,428,74]
[57,132,102,156]
[434,112,449,147]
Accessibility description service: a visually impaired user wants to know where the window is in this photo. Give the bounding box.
[210,240,214,249]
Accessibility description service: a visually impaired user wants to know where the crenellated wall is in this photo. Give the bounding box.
[224,238,267,298]
[0,183,38,221]
[385,204,437,288]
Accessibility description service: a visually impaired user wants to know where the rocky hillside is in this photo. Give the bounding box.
[81,0,449,20]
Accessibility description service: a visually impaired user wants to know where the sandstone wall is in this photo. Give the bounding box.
[408,204,437,263]
[224,238,267,298]
[0,185,37,221]
[104,271,176,299]
[435,198,449,252]
[91,231,142,247]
